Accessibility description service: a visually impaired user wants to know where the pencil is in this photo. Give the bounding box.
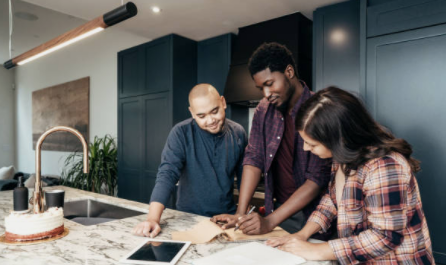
[234,206,256,232]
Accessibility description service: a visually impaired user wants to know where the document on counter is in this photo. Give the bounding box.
[192,242,306,265]
[171,219,289,244]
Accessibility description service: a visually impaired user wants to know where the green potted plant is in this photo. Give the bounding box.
[61,135,117,196]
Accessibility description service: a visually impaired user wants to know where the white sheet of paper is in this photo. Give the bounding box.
[192,242,306,265]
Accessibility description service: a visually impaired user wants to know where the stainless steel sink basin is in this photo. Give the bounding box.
[63,199,145,226]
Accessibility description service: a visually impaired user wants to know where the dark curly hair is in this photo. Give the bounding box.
[248,42,298,77]
[296,86,420,175]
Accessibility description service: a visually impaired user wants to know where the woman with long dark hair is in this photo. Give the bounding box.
[267,87,434,264]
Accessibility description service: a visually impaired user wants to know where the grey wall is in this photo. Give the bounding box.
[14,29,149,175]
[0,67,15,167]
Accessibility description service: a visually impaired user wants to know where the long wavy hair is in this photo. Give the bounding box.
[295,86,420,174]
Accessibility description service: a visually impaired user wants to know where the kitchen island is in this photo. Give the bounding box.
[0,186,335,265]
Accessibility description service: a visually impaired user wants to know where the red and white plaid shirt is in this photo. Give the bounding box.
[308,152,434,264]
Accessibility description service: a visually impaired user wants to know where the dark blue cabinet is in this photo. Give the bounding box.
[313,0,360,94]
[196,33,250,131]
[142,92,171,194]
[144,38,171,94]
[366,23,446,263]
[118,46,144,98]
[118,97,143,202]
[314,0,446,262]
[118,34,196,204]
[197,34,234,95]
[367,0,446,37]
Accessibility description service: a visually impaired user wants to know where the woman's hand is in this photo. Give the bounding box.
[266,232,308,248]
[277,237,319,260]
[267,233,335,261]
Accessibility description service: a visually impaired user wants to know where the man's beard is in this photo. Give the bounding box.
[276,97,290,113]
[276,79,294,113]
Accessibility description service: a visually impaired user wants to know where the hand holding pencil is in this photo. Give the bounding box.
[234,205,256,232]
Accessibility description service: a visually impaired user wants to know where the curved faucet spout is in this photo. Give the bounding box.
[33,126,89,213]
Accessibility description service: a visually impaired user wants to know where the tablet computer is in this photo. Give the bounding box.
[120,239,191,265]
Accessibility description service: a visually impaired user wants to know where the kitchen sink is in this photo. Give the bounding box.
[63,199,145,226]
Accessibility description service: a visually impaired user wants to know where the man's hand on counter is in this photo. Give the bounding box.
[132,201,165,238]
[132,219,161,238]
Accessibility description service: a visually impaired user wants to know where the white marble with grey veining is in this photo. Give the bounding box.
[0,186,336,265]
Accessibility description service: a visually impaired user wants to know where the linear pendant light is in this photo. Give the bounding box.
[3,2,137,69]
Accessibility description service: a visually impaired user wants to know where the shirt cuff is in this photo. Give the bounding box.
[304,171,329,188]
[329,238,357,265]
[242,158,263,171]
[329,237,368,265]
[308,210,332,233]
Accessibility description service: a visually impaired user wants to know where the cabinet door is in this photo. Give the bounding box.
[118,97,143,201]
[367,0,446,38]
[118,46,144,98]
[366,24,446,263]
[141,92,172,203]
[143,37,171,94]
[313,0,360,93]
[197,34,233,95]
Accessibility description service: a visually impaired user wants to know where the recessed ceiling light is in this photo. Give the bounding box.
[14,11,39,21]
[152,6,161,13]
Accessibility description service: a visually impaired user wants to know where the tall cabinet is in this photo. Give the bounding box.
[117,34,197,204]
[313,0,360,93]
[314,0,446,262]
[366,1,446,262]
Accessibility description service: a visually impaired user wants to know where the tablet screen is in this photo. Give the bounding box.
[121,239,190,264]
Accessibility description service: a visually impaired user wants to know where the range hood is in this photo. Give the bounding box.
[224,13,313,107]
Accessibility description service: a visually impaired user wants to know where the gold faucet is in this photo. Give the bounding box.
[33,126,89,214]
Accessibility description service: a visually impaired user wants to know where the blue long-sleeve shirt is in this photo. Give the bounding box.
[150,118,247,217]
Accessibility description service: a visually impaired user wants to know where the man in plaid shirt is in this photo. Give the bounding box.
[212,43,332,237]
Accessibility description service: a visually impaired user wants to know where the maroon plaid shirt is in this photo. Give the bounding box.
[243,84,332,218]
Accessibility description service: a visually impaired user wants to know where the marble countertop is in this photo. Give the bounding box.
[0,186,335,265]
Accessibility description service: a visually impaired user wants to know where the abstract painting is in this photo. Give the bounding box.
[32,77,89,151]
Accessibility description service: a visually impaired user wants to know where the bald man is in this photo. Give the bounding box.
[133,84,247,238]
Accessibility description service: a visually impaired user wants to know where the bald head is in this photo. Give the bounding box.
[188,83,227,134]
[188,84,221,106]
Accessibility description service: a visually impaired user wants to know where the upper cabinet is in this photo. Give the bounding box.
[143,37,171,94]
[118,35,196,99]
[197,34,235,96]
[367,0,446,38]
[313,0,360,93]
[118,46,144,98]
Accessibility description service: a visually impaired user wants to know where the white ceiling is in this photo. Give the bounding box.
[1,0,347,63]
[22,0,348,40]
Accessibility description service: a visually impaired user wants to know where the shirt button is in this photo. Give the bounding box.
[277,136,281,140]
[281,118,284,121]
[269,154,273,157]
